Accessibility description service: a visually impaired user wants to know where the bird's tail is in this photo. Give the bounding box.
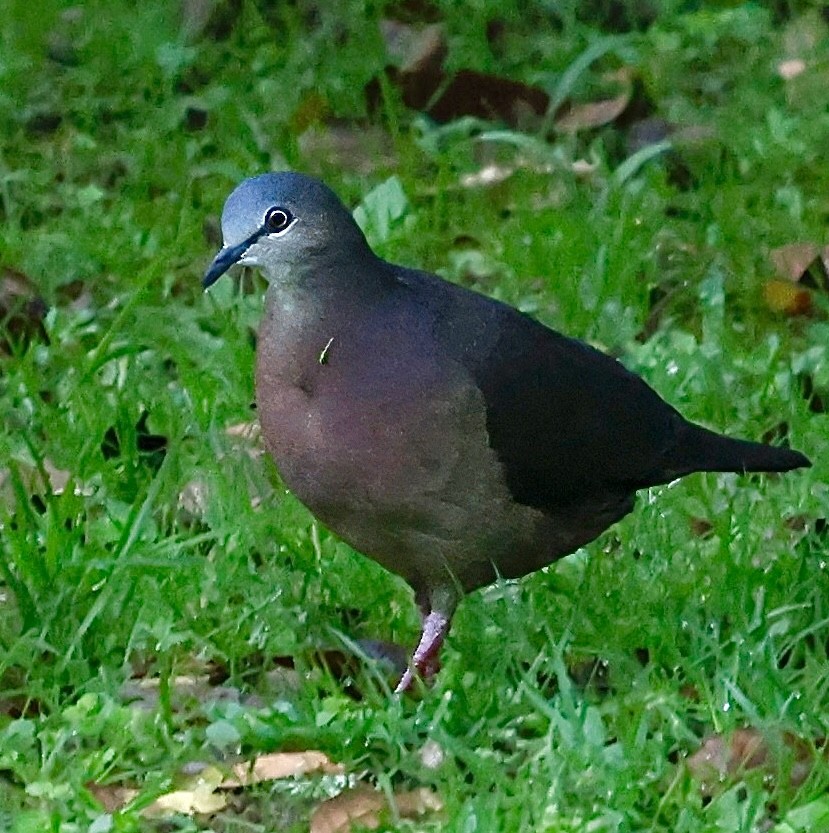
[671,420,811,478]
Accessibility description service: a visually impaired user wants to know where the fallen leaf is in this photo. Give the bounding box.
[311,787,382,833]
[222,751,344,788]
[225,421,259,438]
[224,420,257,437]
[419,739,445,769]
[769,242,823,282]
[121,673,244,711]
[395,788,443,816]
[784,514,811,533]
[679,684,700,702]
[143,766,227,817]
[178,478,208,518]
[180,0,241,41]
[373,21,445,115]
[460,163,517,188]
[143,786,227,817]
[0,459,81,512]
[763,279,812,316]
[290,90,330,133]
[86,783,139,813]
[311,786,442,833]
[89,753,343,820]
[0,267,49,353]
[687,729,768,795]
[55,278,93,311]
[555,68,634,133]
[571,158,599,177]
[555,94,628,130]
[428,69,549,127]
[778,58,807,80]
[764,241,828,313]
[396,22,447,80]
[0,691,42,719]
[689,517,714,538]
[43,459,71,495]
[376,19,548,128]
[687,728,826,796]
[459,157,556,188]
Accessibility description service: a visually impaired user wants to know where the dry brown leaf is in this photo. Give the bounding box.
[425,69,549,127]
[121,673,246,711]
[691,728,767,771]
[689,517,713,538]
[86,782,140,813]
[378,19,548,128]
[687,728,825,796]
[0,690,42,719]
[0,266,48,353]
[395,787,443,815]
[397,22,447,78]
[43,459,71,495]
[769,242,829,298]
[222,751,344,788]
[770,242,822,282]
[555,68,634,133]
[763,279,812,315]
[379,21,445,112]
[555,94,630,132]
[311,787,383,833]
[310,786,442,833]
[0,459,78,510]
[679,684,700,702]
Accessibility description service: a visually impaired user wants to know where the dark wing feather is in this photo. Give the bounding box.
[409,270,686,510]
[400,267,808,515]
[468,314,685,508]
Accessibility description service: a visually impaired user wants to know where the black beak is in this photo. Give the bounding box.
[203,240,249,288]
[202,231,262,288]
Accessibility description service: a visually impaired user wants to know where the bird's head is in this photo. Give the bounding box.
[203,172,369,288]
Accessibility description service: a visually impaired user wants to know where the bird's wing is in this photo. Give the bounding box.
[404,269,685,511]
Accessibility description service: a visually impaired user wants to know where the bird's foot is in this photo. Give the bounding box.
[394,609,450,694]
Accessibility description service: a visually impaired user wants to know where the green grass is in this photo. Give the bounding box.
[1,0,828,830]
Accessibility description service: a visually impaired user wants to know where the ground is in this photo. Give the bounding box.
[1,1,828,830]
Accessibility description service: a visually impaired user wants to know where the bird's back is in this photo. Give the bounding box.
[398,265,808,509]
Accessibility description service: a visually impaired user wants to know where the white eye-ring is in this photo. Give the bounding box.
[263,206,294,233]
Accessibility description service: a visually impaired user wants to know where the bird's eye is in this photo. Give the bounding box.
[264,207,293,233]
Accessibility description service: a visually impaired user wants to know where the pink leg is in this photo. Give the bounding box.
[394,609,451,694]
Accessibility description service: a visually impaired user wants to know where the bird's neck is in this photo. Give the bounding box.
[262,248,394,322]
[256,249,398,397]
